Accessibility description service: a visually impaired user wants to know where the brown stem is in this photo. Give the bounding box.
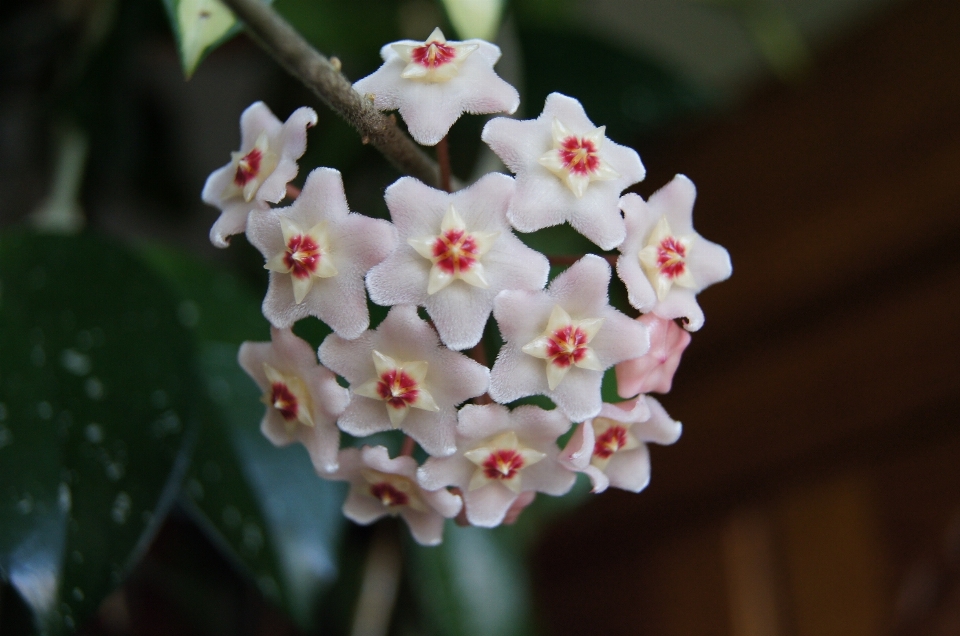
[400,435,416,457]
[470,340,493,405]
[219,0,442,189]
[436,135,452,193]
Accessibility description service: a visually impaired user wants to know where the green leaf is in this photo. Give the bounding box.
[439,0,504,41]
[138,246,346,628]
[162,0,242,79]
[404,525,536,636]
[185,342,347,629]
[0,231,197,634]
[137,245,268,345]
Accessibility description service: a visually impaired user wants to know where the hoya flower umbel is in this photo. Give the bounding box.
[489,255,650,422]
[561,397,682,493]
[366,174,549,350]
[238,328,349,473]
[319,305,489,457]
[482,93,645,250]
[352,28,519,146]
[616,175,732,331]
[417,404,575,527]
[333,446,462,546]
[203,102,317,248]
[246,168,397,339]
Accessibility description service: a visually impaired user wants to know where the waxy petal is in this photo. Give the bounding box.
[482,93,645,249]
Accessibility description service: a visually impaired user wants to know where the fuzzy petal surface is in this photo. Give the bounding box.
[332,446,461,545]
[366,173,549,350]
[203,102,317,247]
[318,305,489,457]
[247,168,398,337]
[353,35,518,146]
[238,327,349,473]
[489,255,649,421]
[616,175,732,331]
[482,93,644,249]
[417,403,574,527]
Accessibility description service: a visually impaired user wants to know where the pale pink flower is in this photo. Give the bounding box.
[353,27,519,146]
[332,446,462,546]
[238,327,350,473]
[246,168,398,339]
[488,255,650,422]
[559,396,681,493]
[318,305,489,457]
[417,403,574,527]
[615,314,691,397]
[616,174,732,331]
[202,102,317,248]
[365,173,549,350]
[481,93,645,250]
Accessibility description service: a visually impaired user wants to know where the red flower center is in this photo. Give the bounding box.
[432,229,479,275]
[370,482,409,507]
[270,382,299,421]
[558,136,601,176]
[234,147,263,187]
[411,41,457,68]
[481,449,525,481]
[283,234,322,279]
[546,325,591,368]
[376,369,420,411]
[594,426,628,459]
[656,237,687,279]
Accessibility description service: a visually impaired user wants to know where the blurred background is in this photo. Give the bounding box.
[1,0,958,634]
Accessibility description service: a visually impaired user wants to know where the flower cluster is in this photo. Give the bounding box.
[203,28,731,545]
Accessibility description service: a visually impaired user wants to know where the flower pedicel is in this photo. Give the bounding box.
[205,28,732,544]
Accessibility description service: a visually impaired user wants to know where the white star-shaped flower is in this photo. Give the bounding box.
[246,168,398,339]
[202,102,317,248]
[559,397,681,493]
[238,328,350,473]
[318,305,489,457]
[616,174,732,331]
[332,446,462,546]
[366,173,549,350]
[353,27,519,146]
[417,404,575,527]
[482,93,645,249]
[489,255,650,422]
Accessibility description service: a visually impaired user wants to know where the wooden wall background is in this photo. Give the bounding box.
[532,1,960,634]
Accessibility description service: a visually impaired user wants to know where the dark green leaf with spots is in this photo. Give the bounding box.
[0,231,197,634]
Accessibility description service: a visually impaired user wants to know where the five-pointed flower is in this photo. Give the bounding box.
[489,255,650,422]
[417,404,575,527]
[332,446,462,546]
[482,93,645,250]
[616,174,732,331]
[246,168,398,339]
[202,102,317,248]
[559,396,681,493]
[318,305,489,456]
[615,313,692,397]
[352,27,520,146]
[238,328,350,473]
[366,174,549,350]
